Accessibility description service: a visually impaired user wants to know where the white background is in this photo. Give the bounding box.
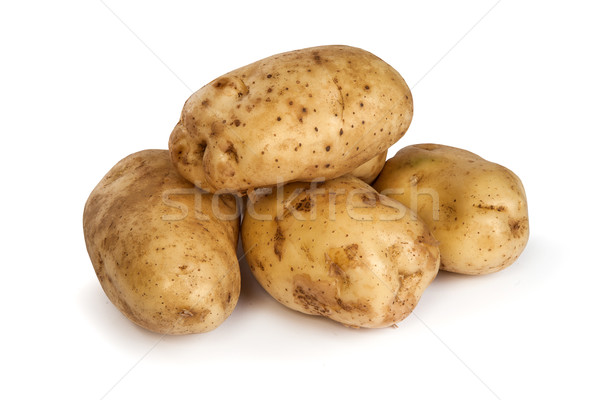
[1,1,599,399]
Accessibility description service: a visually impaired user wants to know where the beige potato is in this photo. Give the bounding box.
[241,175,440,328]
[373,144,529,275]
[169,45,412,194]
[83,150,240,334]
[349,150,387,184]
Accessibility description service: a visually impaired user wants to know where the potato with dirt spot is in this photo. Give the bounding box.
[373,144,529,275]
[350,150,387,184]
[169,45,412,194]
[241,175,439,328]
[83,150,240,334]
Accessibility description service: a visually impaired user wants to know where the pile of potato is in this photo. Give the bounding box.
[83,45,529,334]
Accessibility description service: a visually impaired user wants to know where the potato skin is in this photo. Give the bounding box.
[169,45,412,194]
[349,150,387,184]
[241,175,439,328]
[373,144,529,275]
[83,150,240,334]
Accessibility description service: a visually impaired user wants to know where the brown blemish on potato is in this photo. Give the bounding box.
[294,195,314,212]
[293,280,331,315]
[509,217,528,238]
[385,244,403,261]
[441,204,457,220]
[292,274,371,317]
[344,244,359,259]
[476,203,506,212]
[361,193,377,206]
[338,298,370,314]
[273,225,284,260]
[325,244,363,275]
[381,271,423,326]
[300,244,315,262]
[95,252,106,282]
[327,259,349,285]
[225,143,239,163]
[399,271,423,291]
[416,234,441,248]
[219,282,238,312]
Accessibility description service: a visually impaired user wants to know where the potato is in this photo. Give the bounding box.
[373,144,529,275]
[169,45,412,194]
[241,175,440,328]
[349,150,387,184]
[83,150,240,334]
